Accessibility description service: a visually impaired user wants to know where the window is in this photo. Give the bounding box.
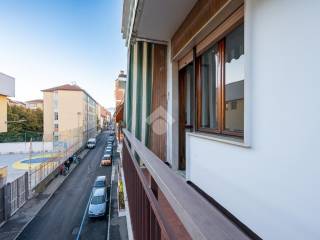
[54,123,59,131]
[54,112,58,121]
[197,23,244,137]
[199,44,219,130]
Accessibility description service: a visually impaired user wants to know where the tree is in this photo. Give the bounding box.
[0,104,43,142]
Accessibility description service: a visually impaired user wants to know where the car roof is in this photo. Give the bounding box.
[95,176,106,181]
[103,154,111,157]
[93,188,105,196]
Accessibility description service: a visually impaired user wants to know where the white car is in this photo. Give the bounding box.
[88,188,107,218]
[93,176,107,192]
[87,138,96,149]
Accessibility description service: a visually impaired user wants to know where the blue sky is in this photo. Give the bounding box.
[0,0,127,108]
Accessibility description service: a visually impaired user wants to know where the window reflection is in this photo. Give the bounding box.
[224,24,244,132]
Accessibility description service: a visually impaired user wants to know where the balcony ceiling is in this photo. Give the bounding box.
[136,0,197,42]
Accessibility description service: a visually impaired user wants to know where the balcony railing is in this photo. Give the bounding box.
[122,129,250,240]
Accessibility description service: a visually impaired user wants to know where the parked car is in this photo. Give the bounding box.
[101,153,112,166]
[88,188,108,218]
[104,149,112,156]
[108,136,115,142]
[93,176,107,192]
[87,138,96,149]
[105,145,112,151]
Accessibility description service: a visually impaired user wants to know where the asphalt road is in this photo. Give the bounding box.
[17,131,113,240]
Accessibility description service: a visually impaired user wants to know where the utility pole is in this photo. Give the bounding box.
[28,138,32,191]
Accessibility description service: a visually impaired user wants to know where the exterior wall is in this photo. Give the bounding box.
[0,73,15,133]
[166,42,179,169]
[0,73,15,97]
[26,102,43,110]
[0,96,7,133]
[57,90,83,132]
[43,92,54,140]
[0,142,53,154]
[185,1,320,239]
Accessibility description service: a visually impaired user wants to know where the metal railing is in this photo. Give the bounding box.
[122,129,250,240]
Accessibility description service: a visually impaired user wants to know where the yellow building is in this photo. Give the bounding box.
[0,72,15,133]
[42,84,97,143]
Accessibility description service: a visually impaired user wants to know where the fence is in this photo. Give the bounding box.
[28,127,86,190]
[0,173,28,225]
[0,127,91,225]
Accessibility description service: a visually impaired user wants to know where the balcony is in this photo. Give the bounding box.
[122,129,250,240]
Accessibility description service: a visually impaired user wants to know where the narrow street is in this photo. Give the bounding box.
[17,131,112,240]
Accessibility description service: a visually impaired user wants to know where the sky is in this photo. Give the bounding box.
[0,0,127,109]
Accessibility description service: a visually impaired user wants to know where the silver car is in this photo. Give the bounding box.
[88,188,107,218]
[92,176,107,192]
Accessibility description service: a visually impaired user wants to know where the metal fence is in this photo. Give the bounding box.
[0,173,28,225]
[0,127,93,225]
[28,127,88,190]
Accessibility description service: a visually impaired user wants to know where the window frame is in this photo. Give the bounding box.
[196,22,244,138]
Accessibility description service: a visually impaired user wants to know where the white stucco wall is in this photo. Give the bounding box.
[186,1,320,239]
[0,142,53,154]
[166,42,179,170]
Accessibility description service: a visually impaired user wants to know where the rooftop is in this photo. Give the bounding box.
[41,84,83,92]
[42,84,97,103]
[26,99,43,104]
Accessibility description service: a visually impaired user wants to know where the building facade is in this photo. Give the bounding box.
[115,70,127,107]
[121,1,320,239]
[7,99,26,108]
[25,99,43,110]
[42,84,97,143]
[0,73,15,133]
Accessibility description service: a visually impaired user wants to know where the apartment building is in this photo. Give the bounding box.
[7,99,26,108]
[25,99,43,110]
[115,70,127,107]
[0,73,15,133]
[121,1,320,239]
[96,104,110,130]
[42,84,97,143]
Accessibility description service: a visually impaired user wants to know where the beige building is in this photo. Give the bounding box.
[26,99,43,110]
[0,73,15,133]
[42,84,97,143]
[7,99,26,108]
[114,70,126,107]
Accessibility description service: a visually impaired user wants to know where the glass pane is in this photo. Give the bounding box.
[224,23,244,132]
[200,44,218,129]
[184,65,193,126]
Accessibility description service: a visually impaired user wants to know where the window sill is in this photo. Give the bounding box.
[186,131,251,148]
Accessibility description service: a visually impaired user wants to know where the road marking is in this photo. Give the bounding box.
[76,191,92,240]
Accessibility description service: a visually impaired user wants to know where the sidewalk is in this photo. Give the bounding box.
[0,149,89,240]
[108,144,129,240]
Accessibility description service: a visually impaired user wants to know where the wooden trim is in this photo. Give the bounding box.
[196,5,244,57]
[178,50,193,70]
[218,40,225,132]
[195,57,201,131]
[172,0,244,60]
[196,20,244,138]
